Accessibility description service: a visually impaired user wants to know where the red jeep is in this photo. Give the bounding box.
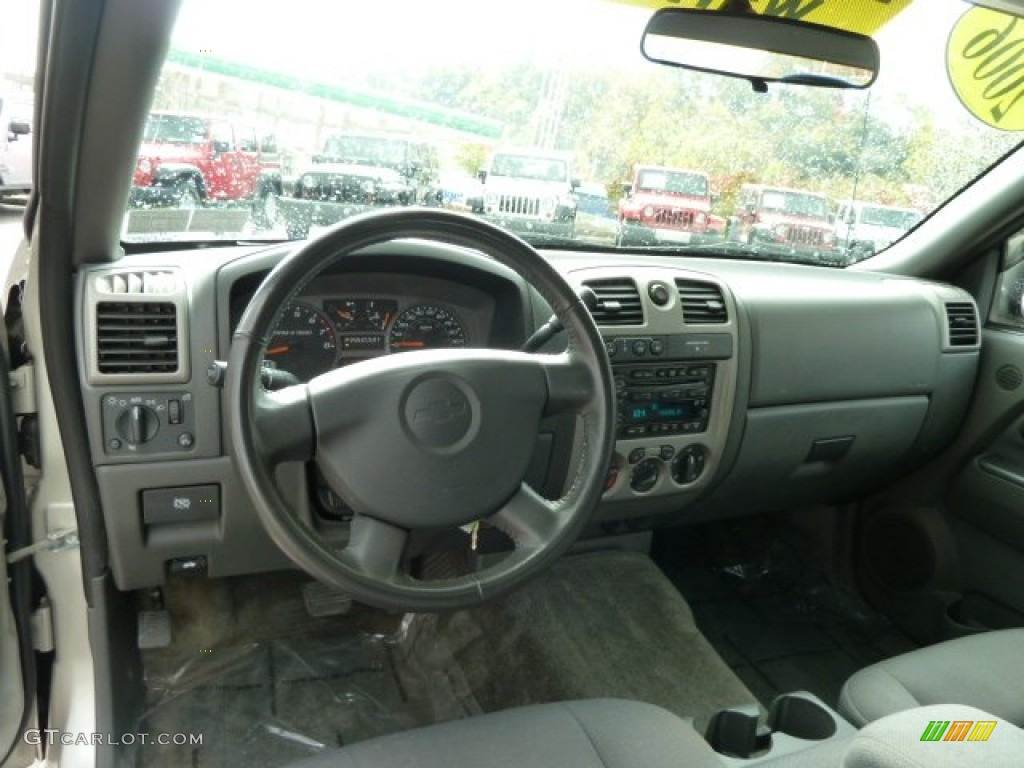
[729,184,837,261]
[130,112,282,225]
[617,165,714,246]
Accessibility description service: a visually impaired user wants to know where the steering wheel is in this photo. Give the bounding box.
[227,208,615,611]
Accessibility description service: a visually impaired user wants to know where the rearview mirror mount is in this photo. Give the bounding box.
[641,9,879,92]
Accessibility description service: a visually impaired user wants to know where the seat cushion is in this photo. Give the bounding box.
[287,699,726,768]
[838,628,1024,727]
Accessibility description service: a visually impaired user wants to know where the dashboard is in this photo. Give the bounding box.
[76,240,983,590]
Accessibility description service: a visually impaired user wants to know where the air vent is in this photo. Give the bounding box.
[945,302,978,347]
[582,278,644,325]
[95,270,179,295]
[676,279,728,324]
[96,302,179,374]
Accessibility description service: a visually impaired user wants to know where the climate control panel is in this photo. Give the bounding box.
[101,391,196,454]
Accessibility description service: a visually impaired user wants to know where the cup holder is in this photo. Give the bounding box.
[766,693,837,741]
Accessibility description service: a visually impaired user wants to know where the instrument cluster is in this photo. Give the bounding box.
[264,297,469,381]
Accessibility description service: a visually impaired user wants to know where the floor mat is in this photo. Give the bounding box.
[653,523,918,711]
[433,549,759,731]
[134,574,482,767]
[134,551,755,765]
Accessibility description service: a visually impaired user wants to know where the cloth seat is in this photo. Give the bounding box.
[288,699,726,768]
[838,628,1024,727]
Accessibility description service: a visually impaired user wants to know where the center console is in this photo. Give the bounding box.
[571,266,739,506]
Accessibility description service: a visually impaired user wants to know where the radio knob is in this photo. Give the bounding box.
[630,458,660,493]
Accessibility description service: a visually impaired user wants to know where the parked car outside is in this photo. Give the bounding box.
[617,165,714,246]
[834,199,924,261]
[473,147,578,239]
[0,93,32,203]
[129,111,283,227]
[729,183,838,263]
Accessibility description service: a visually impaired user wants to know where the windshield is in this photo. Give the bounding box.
[860,206,923,229]
[636,170,708,197]
[122,0,1022,265]
[760,190,828,219]
[143,114,208,144]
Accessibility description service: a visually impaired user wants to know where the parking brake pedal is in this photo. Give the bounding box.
[302,581,353,617]
[137,609,172,649]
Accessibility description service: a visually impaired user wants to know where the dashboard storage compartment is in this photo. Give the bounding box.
[698,397,929,518]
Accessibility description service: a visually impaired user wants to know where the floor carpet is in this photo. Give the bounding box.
[653,523,918,712]
[133,550,755,766]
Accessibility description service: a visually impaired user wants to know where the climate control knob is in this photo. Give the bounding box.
[116,404,160,446]
[672,445,708,485]
[630,458,661,493]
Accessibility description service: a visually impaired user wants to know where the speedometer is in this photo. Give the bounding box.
[388,305,467,352]
[264,302,337,381]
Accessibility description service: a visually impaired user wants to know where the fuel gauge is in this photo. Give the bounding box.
[364,299,397,331]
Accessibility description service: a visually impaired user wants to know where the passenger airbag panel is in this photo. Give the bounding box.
[748,297,939,406]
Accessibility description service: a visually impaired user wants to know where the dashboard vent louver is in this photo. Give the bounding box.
[95,270,179,295]
[95,302,179,374]
[676,279,728,324]
[945,302,978,347]
[582,278,644,325]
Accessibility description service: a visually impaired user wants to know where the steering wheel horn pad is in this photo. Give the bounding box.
[227,208,615,611]
[307,348,549,529]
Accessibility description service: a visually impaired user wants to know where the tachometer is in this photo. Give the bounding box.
[264,302,338,381]
[388,305,467,352]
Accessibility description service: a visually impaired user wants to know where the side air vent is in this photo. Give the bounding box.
[95,270,179,295]
[676,279,728,324]
[945,302,978,347]
[582,278,644,325]
[95,302,179,374]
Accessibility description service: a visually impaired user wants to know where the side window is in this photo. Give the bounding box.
[991,229,1024,328]
[237,127,258,153]
[259,133,278,154]
[210,122,234,149]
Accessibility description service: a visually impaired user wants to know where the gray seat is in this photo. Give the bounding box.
[288,699,726,768]
[838,628,1024,727]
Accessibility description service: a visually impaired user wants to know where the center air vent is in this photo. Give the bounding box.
[582,278,644,325]
[676,279,728,324]
[96,302,179,374]
[945,302,978,347]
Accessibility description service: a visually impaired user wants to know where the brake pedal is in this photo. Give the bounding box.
[302,581,353,617]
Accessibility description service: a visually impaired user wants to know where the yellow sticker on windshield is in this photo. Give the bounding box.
[614,0,910,36]
[947,7,1024,131]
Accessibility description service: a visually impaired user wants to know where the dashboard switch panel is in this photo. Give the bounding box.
[101,391,196,454]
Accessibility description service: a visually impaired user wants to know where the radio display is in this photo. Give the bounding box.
[625,401,698,423]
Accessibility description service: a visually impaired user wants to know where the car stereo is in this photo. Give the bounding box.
[614,362,713,438]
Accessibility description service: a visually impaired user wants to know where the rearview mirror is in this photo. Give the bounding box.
[641,9,879,91]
